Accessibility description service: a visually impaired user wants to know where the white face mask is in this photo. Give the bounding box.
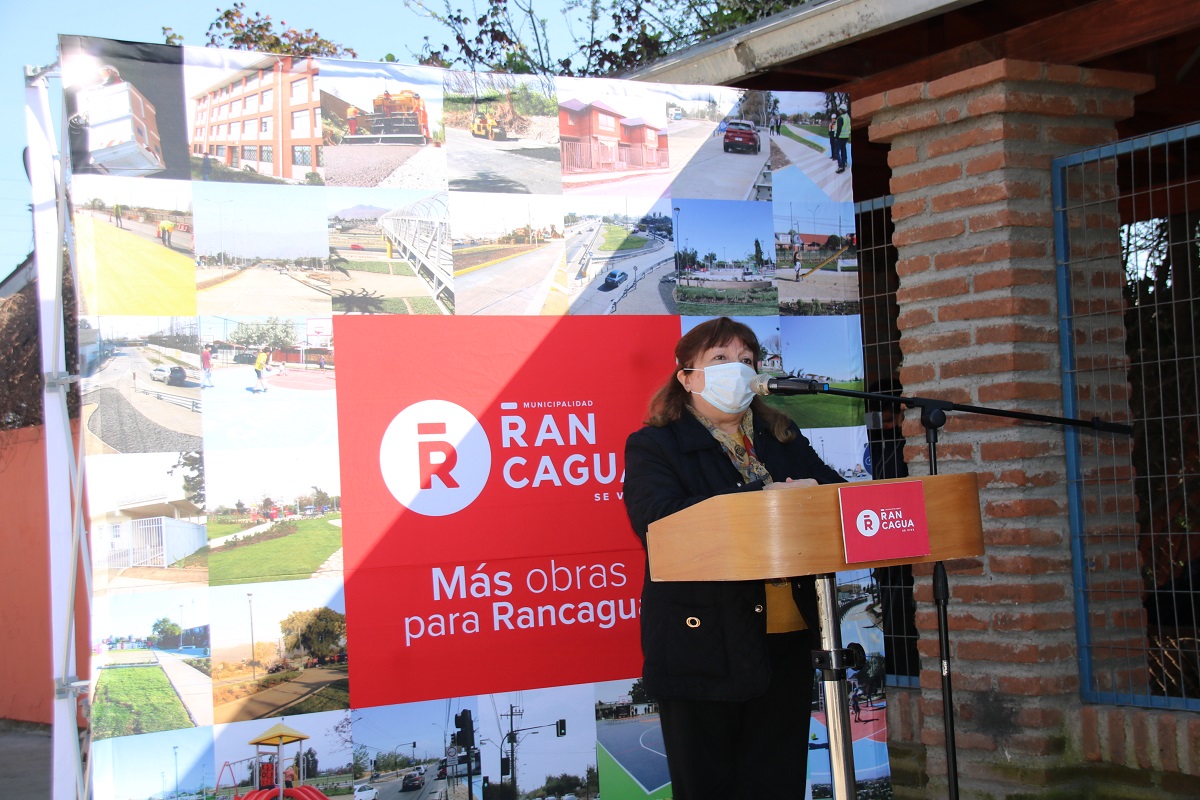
[688,362,757,414]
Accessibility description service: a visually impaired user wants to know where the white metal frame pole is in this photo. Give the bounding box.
[26,62,89,800]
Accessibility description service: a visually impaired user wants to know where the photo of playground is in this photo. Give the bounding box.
[88,451,209,594]
[319,61,448,191]
[450,192,567,315]
[70,175,197,317]
[192,182,333,317]
[208,578,349,724]
[90,585,213,740]
[776,228,860,317]
[668,198,779,316]
[443,70,563,194]
[326,187,453,315]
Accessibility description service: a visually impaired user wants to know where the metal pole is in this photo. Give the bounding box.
[247,593,257,680]
[29,60,89,800]
[815,574,856,799]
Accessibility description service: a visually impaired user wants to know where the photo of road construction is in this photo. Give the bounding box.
[70,175,197,316]
[87,451,209,593]
[320,60,447,191]
[192,182,333,317]
[444,70,563,194]
[326,186,453,314]
[449,192,566,315]
[562,195,676,316]
[208,577,348,724]
[90,584,213,740]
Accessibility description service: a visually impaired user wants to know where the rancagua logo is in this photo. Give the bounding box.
[379,400,491,516]
[855,509,881,538]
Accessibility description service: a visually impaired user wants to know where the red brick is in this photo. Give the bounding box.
[956,582,1066,605]
[926,59,1044,101]
[894,218,968,247]
[886,82,925,108]
[1106,708,1128,765]
[1006,733,1066,755]
[899,363,935,384]
[896,307,934,331]
[934,240,1049,270]
[872,108,943,142]
[979,440,1059,460]
[1044,64,1084,85]
[982,526,1063,547]
[993,610,1075,632]
[957,640,1074,663]
[966,148,1053,173]
[1082,706,1101,761]
[1133,711,1153,770]
[926,122,1007,158]
[1156,714,1178,772]
[985,497,1064,517]
[896,254,931,277]
[938,296,1053,321]
[975,325,1057,348]
[998,673,1077,696]
[989,553,1072,575]
[979,381,1065,402]
[973,267,1053,292]
[890,196,927,221]
[1046,124,1119,147]
[852,91,887,120]
[931,183,1014,213]
[896,276,970,303]
[941,351,1051,378]
[888,144,919,168]
[891,163,964,194]
[901,330,972,354]
[969,209,1055,233]
[986,468,1063,488]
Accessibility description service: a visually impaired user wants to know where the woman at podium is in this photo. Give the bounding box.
[624,316,843,800]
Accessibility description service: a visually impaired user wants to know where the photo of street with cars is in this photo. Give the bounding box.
[80,315,203,455]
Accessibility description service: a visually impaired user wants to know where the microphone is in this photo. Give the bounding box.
[750,373,828,396]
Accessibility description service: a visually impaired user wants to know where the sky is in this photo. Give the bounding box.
[0,1,476,284]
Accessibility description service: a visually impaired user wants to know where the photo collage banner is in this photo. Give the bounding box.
[61,33,888,800]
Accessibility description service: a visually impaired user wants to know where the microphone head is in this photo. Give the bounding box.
[750,373,773,396]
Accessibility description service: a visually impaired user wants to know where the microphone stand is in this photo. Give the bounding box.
[766,378,1131,800]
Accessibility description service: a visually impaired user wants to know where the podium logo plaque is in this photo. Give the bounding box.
[838,480,931,563]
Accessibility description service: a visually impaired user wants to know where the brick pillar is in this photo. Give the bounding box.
[855,60,1153,797]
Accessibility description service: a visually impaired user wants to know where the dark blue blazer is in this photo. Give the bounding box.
[624,409,844,701]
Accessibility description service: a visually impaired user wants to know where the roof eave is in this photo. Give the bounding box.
[625,0,984,87]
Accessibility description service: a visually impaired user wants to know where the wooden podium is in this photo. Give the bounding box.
[646,473,984,799]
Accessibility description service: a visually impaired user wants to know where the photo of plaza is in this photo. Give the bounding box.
[670,198,779,315]
[775,199,859,316]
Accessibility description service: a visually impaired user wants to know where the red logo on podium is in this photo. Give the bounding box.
[838,481,930,564]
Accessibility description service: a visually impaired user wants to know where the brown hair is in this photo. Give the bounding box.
[645,316,796,442]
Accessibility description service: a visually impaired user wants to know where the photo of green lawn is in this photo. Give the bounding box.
[209,515,343,586]
[763,381,865,428]
[92,664,194,740]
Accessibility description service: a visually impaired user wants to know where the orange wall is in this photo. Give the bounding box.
[0,424,88,725]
